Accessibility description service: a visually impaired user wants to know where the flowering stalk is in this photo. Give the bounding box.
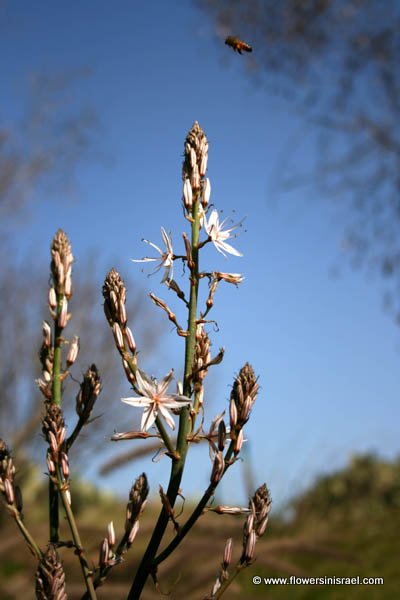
[38,231,98,599]
[41,231,74,543]
[128,123,206,598]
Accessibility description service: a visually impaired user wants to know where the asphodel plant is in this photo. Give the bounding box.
[0,121,271,600]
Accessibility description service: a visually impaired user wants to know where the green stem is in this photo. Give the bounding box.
[127,194,201,599]
[11,509,43,560]
[49,302,64,543]
[59,479,97,599]
[153,441,236,566]
[155,416,177,458]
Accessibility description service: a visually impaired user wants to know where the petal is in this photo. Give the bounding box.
[141,405,157,431]
[214,240,243,257]
[168,394,192,406]
[121,397,152,408]
[131,257,160,263]
[161,227,173,254]
[135,369,156,399]
[144,239,163,255]
[157,369,175,396]
[158,405,176,430]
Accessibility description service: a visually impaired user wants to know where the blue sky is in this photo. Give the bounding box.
[2,1,399,507]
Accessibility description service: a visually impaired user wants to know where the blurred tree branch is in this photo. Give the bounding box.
[199,0,400,323]
[0,71,162,476]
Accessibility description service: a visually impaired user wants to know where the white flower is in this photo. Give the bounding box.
[132,227,174,282]
[204,210,243,257]
[122,369,191,431]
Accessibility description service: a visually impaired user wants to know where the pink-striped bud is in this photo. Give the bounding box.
[48,431,58,454]
[210,451,225,485]
[199,152,208,177]
[4,478,14,505]
[42,321,52,347]
[223,537,233,569]
[58,297,68,328]
[60,452,69,479]
[243,529,256,563]
[48,287,57,309]
[191,163,200,190]
[99,538,109,567]
[47,453,56,474]
[229,398,238,428]
[112,323,124,351]
[64,270,72,298]
[124,327,136,353]
[67,336,80,366]
[127,520,139,547]
[190,147,197,168]
[202,178,211,207]
[119,302,127,326]
[183,178,193,209]
[234,428,244,454]
[107,521,116,547]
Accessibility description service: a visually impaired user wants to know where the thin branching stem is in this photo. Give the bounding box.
[153,441,236,566]
[8,507,43,560]
[58,472,97,599]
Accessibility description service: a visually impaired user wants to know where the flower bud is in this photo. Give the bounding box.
[42,321,52,348]
[183,178,193,209]
[191,164,200,190]
[127,521,139,547]
[107,521,116,547]
[58,297,68,329]
[223,537,233,569]
[66,336,79,367]
[202,177,211,207]
[124,327,136,353]
[48,287,57,309]
[210,451,225,485]
[199,152,208,177]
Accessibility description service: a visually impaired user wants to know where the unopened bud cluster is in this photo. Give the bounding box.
[241,484,271,565]
[0,439,22,511]
[49,230,74,330]
[42,403,67,478]
[229,363,259,454]
[51,229,74,299]
[103,268,137,383]
[125,473,149,548]
[37,231,81,399]
[182,121,210,211]
[75,364,101,423]
[37,327,54,400]
[35,544,67,600]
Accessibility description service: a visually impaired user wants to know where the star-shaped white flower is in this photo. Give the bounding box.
[132,227,174,283]
[122,369,191,431]
[204,209,243,257]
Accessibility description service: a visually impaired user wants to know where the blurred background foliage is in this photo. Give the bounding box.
[1,452,399,598]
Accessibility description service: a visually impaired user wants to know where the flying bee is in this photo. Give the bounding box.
[225,36,252,54]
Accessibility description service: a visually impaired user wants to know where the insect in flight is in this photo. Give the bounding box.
[225,36,252,54]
